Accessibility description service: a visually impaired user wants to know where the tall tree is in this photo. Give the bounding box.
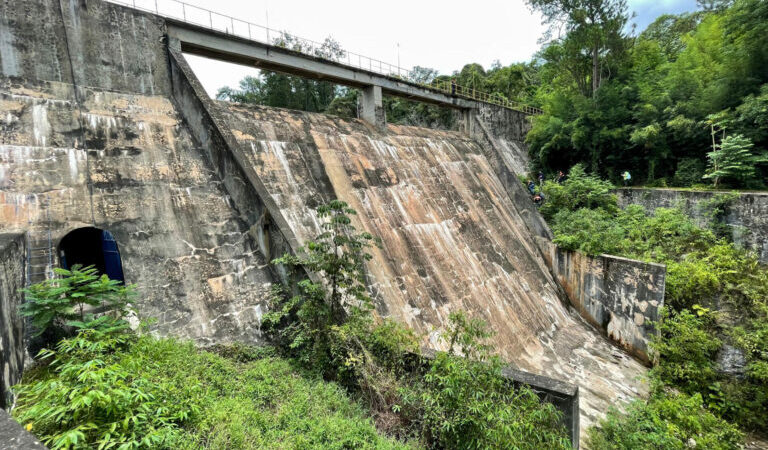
[526,0,632,97]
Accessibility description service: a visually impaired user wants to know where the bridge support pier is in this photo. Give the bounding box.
[359,85,386,129]
[461,108,476,137]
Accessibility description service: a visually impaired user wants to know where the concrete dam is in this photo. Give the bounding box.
[0,0,648,440]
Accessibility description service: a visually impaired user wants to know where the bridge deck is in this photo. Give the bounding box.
[167,21,475,110]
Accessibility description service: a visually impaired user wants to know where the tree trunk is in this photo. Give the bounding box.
[592,45,600,97]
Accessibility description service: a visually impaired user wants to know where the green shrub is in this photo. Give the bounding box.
[20,265,134,343]
[587,391,743,449]
[540,164,618,220]
[673,158,706,186]
[650,307,722,394]
[13,330,190,449]
[14,333,410,450]
[551,207,625,255]
[403,312,569,450]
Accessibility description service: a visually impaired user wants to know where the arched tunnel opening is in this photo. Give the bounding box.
[58,227,125,283]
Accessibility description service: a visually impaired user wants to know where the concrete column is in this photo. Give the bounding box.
[359,85,385,128]
[461,108,476,137]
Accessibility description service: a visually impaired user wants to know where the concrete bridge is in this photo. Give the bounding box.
[106,0,541,129]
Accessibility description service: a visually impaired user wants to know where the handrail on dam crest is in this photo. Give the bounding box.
[105,0,543,115]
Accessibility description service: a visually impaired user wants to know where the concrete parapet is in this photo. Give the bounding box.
[0,410,46,449]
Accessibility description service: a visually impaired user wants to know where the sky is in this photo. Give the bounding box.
[166,0,699,97]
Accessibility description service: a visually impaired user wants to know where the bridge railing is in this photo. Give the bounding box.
[104,0,542,115]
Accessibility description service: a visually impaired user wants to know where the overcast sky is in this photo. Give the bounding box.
[174,0,699,97]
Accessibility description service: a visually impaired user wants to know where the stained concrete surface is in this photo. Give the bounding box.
[0,410,46,449]
[216,102,649,436]
[0,233,25,410]
[0,77,274,345]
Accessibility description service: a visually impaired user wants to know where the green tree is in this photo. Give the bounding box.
[703,134,767,187]
[526,0,632,97]
[20,265,133,342]
[263,200,379,373]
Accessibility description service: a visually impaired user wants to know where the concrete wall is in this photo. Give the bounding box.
[476,103,532,176]
[615,188,768,263]
[0,0,170,95]
[536,237,665,363]
[0,234,26,410]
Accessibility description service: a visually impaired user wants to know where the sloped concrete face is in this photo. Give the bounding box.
[216,102,649,435]
[0,77,274,344]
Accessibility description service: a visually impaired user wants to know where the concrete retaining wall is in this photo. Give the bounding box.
[536,237,665,363]
[615,188,768,263]
[476,103,532,176]
[0,234,26,410]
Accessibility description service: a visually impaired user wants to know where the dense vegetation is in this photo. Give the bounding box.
[14,331,408,449]
[526,0,768,187]
[12,201,570,449]
[539,166,767,447]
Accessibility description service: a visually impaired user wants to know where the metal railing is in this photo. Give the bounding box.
[104,0,542,115]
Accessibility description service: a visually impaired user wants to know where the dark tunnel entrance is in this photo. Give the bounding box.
[58,227,125,283]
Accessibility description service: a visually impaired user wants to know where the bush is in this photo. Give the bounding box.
[650,307,722,393]
[540,164,618,220]
[20,265,134,347]
[551,207,625,255]
[403,313,569,450]
[14,333,409,450]
[673,158,706,186]
[587,391,743,449]
[14,331,190,449]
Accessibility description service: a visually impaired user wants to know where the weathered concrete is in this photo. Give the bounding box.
[536,237,665,364]
[615,188,768,263]
[0,75,275,345]
[472,110,553,241]
[476,103,533,176]
[0,0,170,95]
[0,410,46,449]
[359,85,385,129]
[214,100,648,438]
[0,234,25,410]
